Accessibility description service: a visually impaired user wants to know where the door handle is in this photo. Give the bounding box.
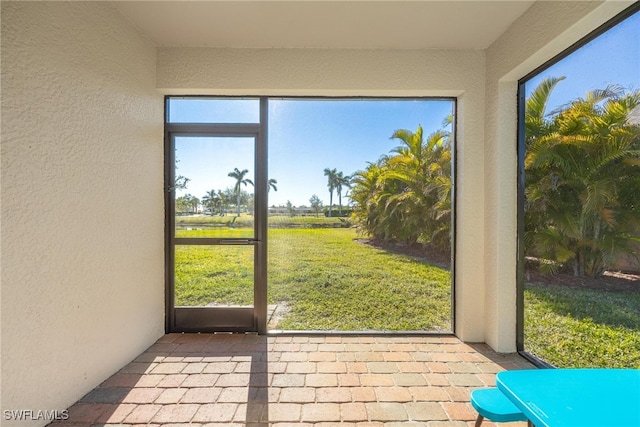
[219,239,259,245]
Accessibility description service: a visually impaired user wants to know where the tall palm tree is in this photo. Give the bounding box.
[228,168,254,216]
[323,168,338,217]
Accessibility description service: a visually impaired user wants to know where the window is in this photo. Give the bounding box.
[517,5,640,367]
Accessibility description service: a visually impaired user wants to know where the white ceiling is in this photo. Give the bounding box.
[113,1,536,50]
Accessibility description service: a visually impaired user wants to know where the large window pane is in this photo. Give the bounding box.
[266,98,454,331]
[520,9,640,368]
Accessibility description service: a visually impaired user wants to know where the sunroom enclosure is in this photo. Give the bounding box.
[2,1,636,423]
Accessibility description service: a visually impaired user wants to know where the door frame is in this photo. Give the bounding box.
[164,99,268,333]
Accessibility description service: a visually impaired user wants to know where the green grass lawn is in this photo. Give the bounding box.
[175,221,639,366]
[525,283,640,368]
[175,244,254,306]
[175,226,452,331]
[268,228,451,331]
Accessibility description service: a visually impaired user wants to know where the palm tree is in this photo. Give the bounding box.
[525,77,640,276]
[176,193,199,214]
[525,76,565,143]
[385,126,452,245]
[334,171,351,216]
[351,159,388,239]
[202,189,220,215]
[323,168,338,217]
[228,168,254,216]
[350,124,452,250]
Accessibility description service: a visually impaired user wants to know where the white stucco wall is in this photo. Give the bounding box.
[483,0,635,351]
[1,2,164,421]
[157,47,488,342]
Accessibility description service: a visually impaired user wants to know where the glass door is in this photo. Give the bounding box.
[167,129,267,332]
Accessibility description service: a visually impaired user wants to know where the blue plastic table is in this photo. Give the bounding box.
[496,369,640,427]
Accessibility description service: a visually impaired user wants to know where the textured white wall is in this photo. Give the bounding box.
[1,2,164,421]
[158,47,488,342]
[483,0,634,351]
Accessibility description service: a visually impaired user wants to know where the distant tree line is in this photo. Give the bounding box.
[175,167,274,217]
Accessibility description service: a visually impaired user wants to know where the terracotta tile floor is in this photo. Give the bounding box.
[50,334,535,426]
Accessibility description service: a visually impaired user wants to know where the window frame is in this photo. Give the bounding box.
[515,3,640,363]
[164,95,459,334]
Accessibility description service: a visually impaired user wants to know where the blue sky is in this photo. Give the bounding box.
[525,9,639,108]
[173,99,454,207]
[267,99,453,206]
[172,8,638,209]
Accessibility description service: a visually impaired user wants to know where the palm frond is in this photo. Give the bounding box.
[526,76,566,125]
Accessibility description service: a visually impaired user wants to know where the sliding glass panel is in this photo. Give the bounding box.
[167,98,260,123]
[175,245,254,308]
[174,136,255,239]
[266,98,454,331]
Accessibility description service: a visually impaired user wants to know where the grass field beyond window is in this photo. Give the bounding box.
[176,226,452,331]
[175,222,639,367]
[525,283,640,368]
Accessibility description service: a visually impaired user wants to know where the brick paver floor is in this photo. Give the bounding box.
[49,334,535,426]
